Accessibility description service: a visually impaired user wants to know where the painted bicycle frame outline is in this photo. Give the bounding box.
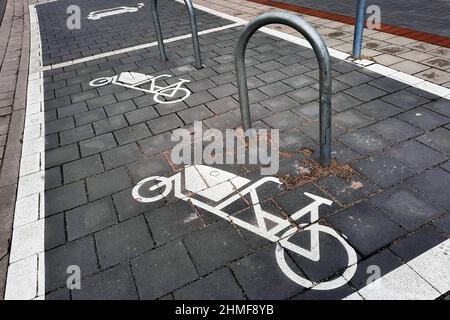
[89,72,191,104]
[87,3,145,20]
[132,165,358,290]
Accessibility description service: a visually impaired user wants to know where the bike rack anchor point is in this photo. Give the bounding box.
[235,12,333,166]
[150,0,203,69]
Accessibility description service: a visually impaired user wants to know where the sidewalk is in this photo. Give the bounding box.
[0,0,29,300]
[1,0,450,300]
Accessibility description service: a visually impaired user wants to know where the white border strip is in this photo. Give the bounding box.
[344,239,450,300]
[5,4,46,300]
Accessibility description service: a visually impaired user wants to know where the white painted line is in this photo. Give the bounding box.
[41,22,245,71]
[5,4,46,300]
[343,240,450,300]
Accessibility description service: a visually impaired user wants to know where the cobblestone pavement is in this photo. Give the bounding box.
[274,0,450,38]
[3,0,450,300]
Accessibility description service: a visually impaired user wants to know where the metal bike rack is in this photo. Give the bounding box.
[352,0,367,59]
[235,12,332,166]
[150,0,203,69]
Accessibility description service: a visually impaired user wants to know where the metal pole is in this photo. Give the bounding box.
[235,12,332,166]
[352,0,367,59]
[185,0,203,69]
[150,0,202,68]
[151,0,168,62]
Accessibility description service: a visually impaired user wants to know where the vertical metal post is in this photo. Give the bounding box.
[352,0,367,59]
[150,0,203,68]
[151,0,168,62]
[235,12,332,166]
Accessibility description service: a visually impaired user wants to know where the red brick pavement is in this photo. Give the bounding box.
[247,0,450,48]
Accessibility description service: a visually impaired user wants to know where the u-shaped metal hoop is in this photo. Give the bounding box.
[150,0,203,69]
[235,12,332,166]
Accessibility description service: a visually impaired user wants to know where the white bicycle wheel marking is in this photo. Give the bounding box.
[89,72,191,105]
[132,164,358,290]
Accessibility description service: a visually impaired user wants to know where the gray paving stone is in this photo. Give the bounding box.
[294,284,355,300]
[381,90,429,110]
[208,83,237,99]
[263,111,302,131]
[72,263,138,300]
[406,167,450,209]
[348,249,403,290]
[46,117,75,135]
[287,86,320,103]
[368,77,409,93]
[206,96,239,114]
[86,95,117,110]
[184,91,216,107]
[95,215,154,268]
[441,160,450,172]
[63,155,104,183]
[177,105,214,124]
[124,106,159,125]
[386,140,447,171]
[57,102,88,119]
[256,70,289,83]
[93,115,128,135]
[184,221,250,275]
[45,181,87,216]
[146,201,203,245]
[45,237,98,292]
[131,240,198,299]
[327,202,406,257]
[389,226,448,262]
[133,94,157,108]
[101,143,142,170]
[66,198,117,241]
[433,214,450,236]
[45,213,66,250]
[282,74,315,89]
[74,109,106,126]
[59,124,95,145]
[368,118,424,143]
[155,101,188,116]
[353,154,415,188]
[398,107,449,130]
[317,175,378,205]
[80,133,117,157]
[86,167,131,201]
[126,154,173,183]
[371,184,443,231]
[417,128,450,155]
[113,187,167,221]
[355,100,402,120]
[336,71,373,86]
[203,112,241,130]
[104,100,136,117]
[259,82,293,97]
[333,109,375,130]
[338,128,388,156]
[173,268,244,300]
[147,114,183,134]
[261,95,298,113]
[423,98,450,117]
[45,167,62,190]
[331,92,363,112]
[345,84,387,102]
[231,245,302,299]
[113,123,151,145]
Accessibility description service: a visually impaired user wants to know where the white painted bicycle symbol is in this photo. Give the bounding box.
[132,165,358,290]
[87,3,145,20]
[89,72,191,104]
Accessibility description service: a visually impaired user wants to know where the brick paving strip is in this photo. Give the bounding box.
[2,0,450,300]
[0,0,29,300]
[247,0,450,48]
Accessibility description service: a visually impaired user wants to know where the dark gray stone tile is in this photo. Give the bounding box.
[45,181,87,216]
[406,167,450,209]
[80,133,117,157]
[63,155,104,183]
[95,216,154,268]
[86,167,132,201]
